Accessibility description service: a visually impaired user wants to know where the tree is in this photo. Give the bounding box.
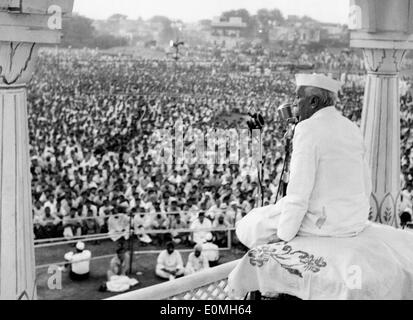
[62,14,95,48]
[150,15,171,26]
[108,14,128,21]
[256,8,285,27]
[61,14,129,49]
[221,9,255,38]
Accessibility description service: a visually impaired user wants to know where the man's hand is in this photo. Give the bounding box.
[162,268,172,275]
[267,233,282,244]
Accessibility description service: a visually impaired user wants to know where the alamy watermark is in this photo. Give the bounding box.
[152,119,263,166]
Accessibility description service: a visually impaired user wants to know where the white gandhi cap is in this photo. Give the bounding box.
[295,73,343,95]
[76,241,85,251]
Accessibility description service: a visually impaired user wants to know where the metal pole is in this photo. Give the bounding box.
[274,124,295,204]
[128,212,134,275]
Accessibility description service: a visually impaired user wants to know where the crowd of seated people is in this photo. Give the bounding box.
[28,46,413,249]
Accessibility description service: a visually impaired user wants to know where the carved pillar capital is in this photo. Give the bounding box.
[0,41,38,87]
[362,48,406,74]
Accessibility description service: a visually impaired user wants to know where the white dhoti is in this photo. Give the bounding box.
[236,201,283,249]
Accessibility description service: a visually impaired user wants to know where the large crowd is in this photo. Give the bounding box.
[28,45,413,247]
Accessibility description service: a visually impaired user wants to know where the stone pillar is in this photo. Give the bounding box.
[360,48,406,227]
[349,0,413,227]
[0,0,73,300]
[0,41,39,300]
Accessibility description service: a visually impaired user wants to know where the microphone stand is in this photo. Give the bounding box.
[256,128,264,207]
[128,211,134,276]
[275,123,296,203]
[247,112,265,208]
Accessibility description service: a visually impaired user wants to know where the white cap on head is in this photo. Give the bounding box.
[295,73,343,95]
[205,233,213,242]
[76,241,85,251]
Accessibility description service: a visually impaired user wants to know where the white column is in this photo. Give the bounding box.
[360,48,406,227]
[0,41,38,300]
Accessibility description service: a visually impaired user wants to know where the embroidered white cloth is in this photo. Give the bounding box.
[228,222,413,300]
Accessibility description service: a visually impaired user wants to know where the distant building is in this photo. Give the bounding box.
[210,17,247,48]
[298,28,321,43]
[269,26,290,42]
[269,25,320,44]
[320,23,349,42]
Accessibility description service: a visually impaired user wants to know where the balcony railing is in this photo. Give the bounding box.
[107,260,241,300]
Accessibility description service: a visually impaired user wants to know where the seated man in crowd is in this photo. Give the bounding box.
[150,211,169,245]
[170,212,188,245]
[185,244,210,276]
[63,241,91,281]
[237,74,372,247]
[63,207,82,239]
[213,214,231,247]
[108,209,130,242]
[83,208,101,236]
[40,206,62,238]
[101,247,138,293]
[132,207,152,245]
[107,247,130,280]
[155,242,185,281]
[190,211,212,245]
[202,233,220,267]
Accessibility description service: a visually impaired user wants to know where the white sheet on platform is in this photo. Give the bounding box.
[228,222,413,300]
[106,276,138,293]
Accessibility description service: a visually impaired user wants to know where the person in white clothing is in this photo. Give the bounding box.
[185,244,210,275]
[155,242,185,280]
[190,211,212,244]
[202,233,220,267]
[64,241,91,281]
[108,211,130,242]
[237,73,372,248]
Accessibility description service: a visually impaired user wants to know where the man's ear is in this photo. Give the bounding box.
[310,96,319,109]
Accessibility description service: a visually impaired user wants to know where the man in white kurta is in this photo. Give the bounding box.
[237,73,372,247]
[156,242,185,280]
[190,211,212,244]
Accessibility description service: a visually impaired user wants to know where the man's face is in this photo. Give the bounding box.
[167,246,174,254]
[195,250,201,258]
[293,86,313,122]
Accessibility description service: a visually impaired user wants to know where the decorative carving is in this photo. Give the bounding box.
[369,192,401,228]
[0,41,38,86]
[248,243,328,278]
[169,280,235,300]
[362,48,406,74]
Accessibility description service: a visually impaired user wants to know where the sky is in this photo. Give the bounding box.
[73,0,350,24]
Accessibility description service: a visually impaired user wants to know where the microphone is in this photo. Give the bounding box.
[276,103,298,124]
[247,112,264,130]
